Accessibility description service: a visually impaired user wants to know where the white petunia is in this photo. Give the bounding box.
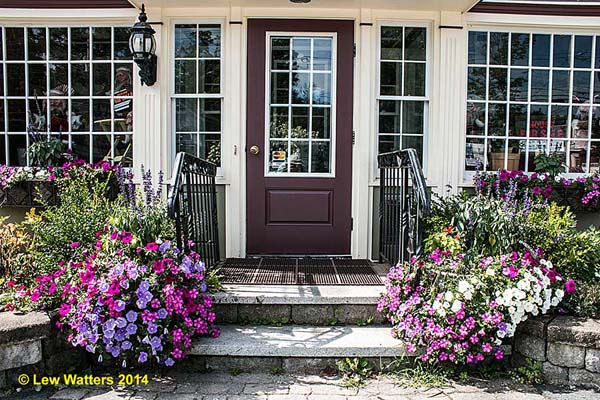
[451,300,462,313]
[458,281,470,293]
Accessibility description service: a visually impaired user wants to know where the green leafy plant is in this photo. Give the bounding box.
[336,357,374,388]
[562,281,600,319]
[426,194,527,261]
[388,361,452,389]
[356,316,375,327]
[0,217,33,280]
[534,152,565,176]
[28,137,65,167]
[508,360,544,385]
[424,226,464,255]
[23,173,113,282]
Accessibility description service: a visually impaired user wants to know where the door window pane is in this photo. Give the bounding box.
[267,35,334,174]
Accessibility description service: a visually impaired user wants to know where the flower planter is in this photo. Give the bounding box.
[0,175,119,208]
[0,180,58,207]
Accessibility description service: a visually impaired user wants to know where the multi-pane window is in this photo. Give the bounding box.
[0,26,134,166]
[466,31,600,174]
[268,35,334,175]
[173,24,222,166]
[377,25,428,164]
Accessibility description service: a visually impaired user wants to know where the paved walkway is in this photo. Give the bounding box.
[3,371,599,400]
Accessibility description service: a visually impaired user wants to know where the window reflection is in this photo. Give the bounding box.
[466,31,600,173]
[0,26,134,165]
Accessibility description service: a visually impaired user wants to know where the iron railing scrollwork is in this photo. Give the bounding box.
[378,148,431,265]
[167,152,221,269]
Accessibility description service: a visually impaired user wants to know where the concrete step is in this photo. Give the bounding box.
[212,283,387,326]
[190,325,404,373]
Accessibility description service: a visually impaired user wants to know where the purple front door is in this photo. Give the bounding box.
[246,19,354,255]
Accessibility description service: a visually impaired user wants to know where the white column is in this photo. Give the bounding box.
[353,8,374,259]
[435,11,467,196]
[224,6,244,257]
[133,6,164,177]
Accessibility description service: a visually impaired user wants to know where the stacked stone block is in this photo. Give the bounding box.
[513,315,600,388]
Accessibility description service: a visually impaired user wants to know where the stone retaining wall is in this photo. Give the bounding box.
[0,311,86,390]
[513,315,600,388]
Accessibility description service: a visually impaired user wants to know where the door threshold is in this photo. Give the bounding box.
[247,255,353,258]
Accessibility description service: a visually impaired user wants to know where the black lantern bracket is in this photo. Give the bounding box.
[130,4,158,86]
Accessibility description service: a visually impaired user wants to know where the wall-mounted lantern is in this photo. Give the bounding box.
[129,4,157,86]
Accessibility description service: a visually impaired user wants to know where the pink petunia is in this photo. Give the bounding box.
[565,279,577,294]
[69,242,81,249]
[145,242,159,251]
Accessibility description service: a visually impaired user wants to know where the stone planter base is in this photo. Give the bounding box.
[0,312,86,390]
[513,316,600,388]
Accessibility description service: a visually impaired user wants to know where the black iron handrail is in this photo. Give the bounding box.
[167,152,220,269]
[377,148,430,265]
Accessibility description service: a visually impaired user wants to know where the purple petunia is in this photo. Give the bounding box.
[138,352,148,363]
[126,310,138,323]
[126,323,138,335]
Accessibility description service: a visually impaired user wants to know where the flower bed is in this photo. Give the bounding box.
[1,165,219,371]
[476,169,600,212]
[378,251,567,365]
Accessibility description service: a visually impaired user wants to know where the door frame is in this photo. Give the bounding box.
[245,19,353,256]
[233,16,369,259]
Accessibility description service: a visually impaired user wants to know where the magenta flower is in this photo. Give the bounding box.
[565,279,577,294]
[145,242,159,251]
[69,242,81,249]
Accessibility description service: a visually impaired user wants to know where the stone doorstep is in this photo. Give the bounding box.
[0,311,51,346]
[213,284,384,305]
[190,325,405,358]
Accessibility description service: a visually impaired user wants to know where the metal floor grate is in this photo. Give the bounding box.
[219,258,382,285]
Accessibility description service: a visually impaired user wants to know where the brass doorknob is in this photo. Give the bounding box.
[249,145,260,155]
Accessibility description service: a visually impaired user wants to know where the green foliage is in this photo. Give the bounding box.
[28,138,65,167]
[562,281,600,319]
[534,152,566,176]
[525,203,576,253]
[424,228,463,255]
[356,316,375,327]
[426,194,526,261]
[508,360,544,385]
[388,361,452,389]
[108,198,175,247]
[23,174,113,280]
[336,357,374,388]
[0,217,33,280]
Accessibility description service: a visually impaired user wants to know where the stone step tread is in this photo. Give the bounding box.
[191,325,405,358]
[215,284,384,305]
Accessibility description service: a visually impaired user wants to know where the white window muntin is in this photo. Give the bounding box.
[466,26,600,175]
[170,21,224,173]
[0,25,134,166]
[375,21,431,178]
[264,31,338,178]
